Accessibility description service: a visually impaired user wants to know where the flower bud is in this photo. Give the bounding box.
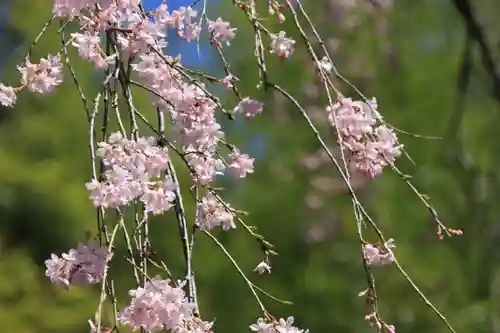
[277,12,286,23]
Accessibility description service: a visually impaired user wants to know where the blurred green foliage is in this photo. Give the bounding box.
[1,0,500,332]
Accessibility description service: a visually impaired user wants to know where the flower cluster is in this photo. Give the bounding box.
[267,0,287,24]
[196,194,235,230]
[207,17,237,46]
[326,97,402,178]
[117,277,212,332]
[123,10,234,185]
[250,317,309,333]
[71,31,114,69]
[86,132,176,215]
[0,0,274,194]
[0,54,63,107]
[131,50,257,185]
[59,1,202,66]
[156,4,201,42]
[362,238,395,266]
[44,240,108,289]
[52,0,132,18]
[19,54,63,94]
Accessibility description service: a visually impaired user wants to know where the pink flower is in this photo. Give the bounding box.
[0,84,16,107]
[117,277,194,331]
[118,277,213,332]
[44,240,109,288]
[250,316,309,333]
[227,149,254,179]
[207,17,237,46]
[18,54,63,94]
[196,194,235,230]
[71,31,114,69]
[221,74,237,88]
[52,0,94,18]
[326,97,402,178]
[270,31,295,59]
[86,132,176,214]
[363,238,395,266]
[235,97,264,118]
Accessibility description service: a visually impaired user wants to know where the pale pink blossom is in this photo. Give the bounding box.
[117,277,213,332]
[44,240,109,288]
[227,149,254,179]
[363,238,395,266]
[317,56,333,74]
[86,132,176,214]
[0,84,16,107]
[18,54,63,94]
[207,17,237,46]
[196,194,235,230]
[235,97,264,118]
[250,316,309,333]
[71,31,113,68]
[52,0,95,18]
[270,31,295,59]
[221,74,238,88]
[188,155,226,185]
[326,97,402,178]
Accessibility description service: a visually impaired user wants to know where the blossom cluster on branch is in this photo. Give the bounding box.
[86,132,176,214]
[117,277,213,332]
[326,97,402,178]
[45,240,109,289]
[363,238,396,266]
[250,316,308,333]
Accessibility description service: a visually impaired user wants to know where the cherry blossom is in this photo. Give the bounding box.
[250,317,309,333]
[235,97,264,118]
[0,84,16,107]
[326,97,402,178]
[363,238,396,266]
[196,194,235,230]
[227,149,255,179]
[254,261,271,275]
[207,17,237,46]
[117,277,212,332]
[85,132,176,214]
[270,31,296,59]
[18,54,63,94]
[44,240,109,289]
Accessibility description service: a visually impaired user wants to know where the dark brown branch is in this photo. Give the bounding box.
[452,0,500,104]
[445,28,471,142]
